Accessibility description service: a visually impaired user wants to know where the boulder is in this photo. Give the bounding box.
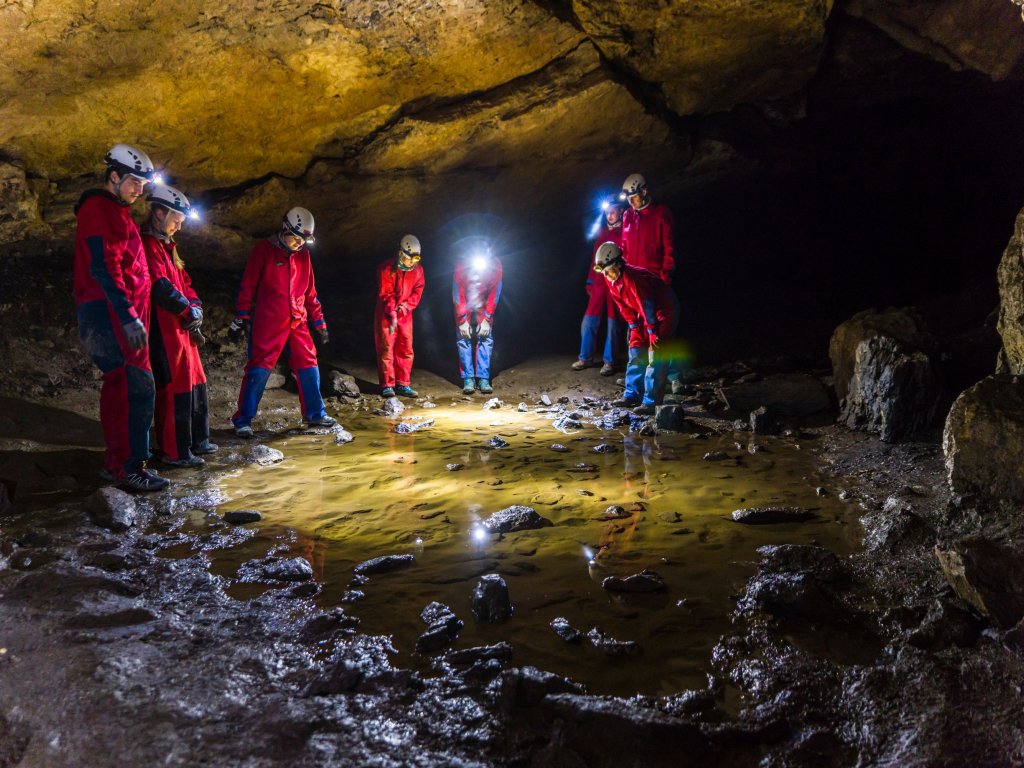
[943,375,1024,505]
[717,373,832,417]
[470,574,513,623]
[416,602,463,654]
[481,505,553,533]
[327,371,361,398]
[739,572,841,621]
[353,554,414,576]
[829,307,942,441]
[655,404,687,432]
[731,506,817,525]
[999,206,1024,374]
[86,487,143,532]
[935,538,1024,629]
[0,161,49,244]
[263,557,314,582]
[756,544,844,582]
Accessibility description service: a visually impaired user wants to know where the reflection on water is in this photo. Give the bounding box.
[170,402,859,697]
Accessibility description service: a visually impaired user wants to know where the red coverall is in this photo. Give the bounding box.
[142,232,209,462]
[232,238,328,427]
[73,190,154,478]
[620,203,675,282]
[452,257,503,380]
[606,263,678,406]
[580,221,625,365]
[374,258,425,388]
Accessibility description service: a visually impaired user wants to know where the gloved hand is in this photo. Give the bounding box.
[314,326,329,345]
[121,318,148,350]
[227,318,249,343]
[458,321,472,340]
[477,318,491,339]
[647,328,660,348]
[396,303,409,317]
[189,329,206,347]
[388,315,397,335]
[181,305,203,331]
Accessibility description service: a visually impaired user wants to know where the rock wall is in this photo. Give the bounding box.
[997,206,1024,375]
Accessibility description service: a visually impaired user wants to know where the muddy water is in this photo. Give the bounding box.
[168,401,859,698]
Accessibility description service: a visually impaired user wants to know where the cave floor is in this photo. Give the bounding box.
[0,356,1022,767]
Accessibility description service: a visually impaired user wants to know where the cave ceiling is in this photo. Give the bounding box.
[0,0,1021,263]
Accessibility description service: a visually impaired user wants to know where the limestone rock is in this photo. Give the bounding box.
[935,539,1024,629]
[0,161,49,245]
[718,373,832,417]
[481,505,553,533]
[997,206,1024,375]
[223,510,262,524]
[731,506,817,524]
[756,544,844,582]
[327,371,361,398]
[655,404,687,432]
[86,487,143,532]
[601,569,667,593]
[353,554,414,576]
[416,601,463,654]
[470,574,513,623]
[264,556,314,582]
[247,445,284,466]
[943,375,1024,505]
[830,308,942,441]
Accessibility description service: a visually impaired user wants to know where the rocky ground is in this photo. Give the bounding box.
[1,251,1023,766]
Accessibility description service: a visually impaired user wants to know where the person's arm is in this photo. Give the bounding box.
[659,206,675,282]
[378,262,397,315]
[404,265,425,311]
[303,254,326,331]
[483,260,503,320]
[452,264,469,325]
[84,217,137,325]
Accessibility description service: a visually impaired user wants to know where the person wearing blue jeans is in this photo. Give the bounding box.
[452,248,503,395]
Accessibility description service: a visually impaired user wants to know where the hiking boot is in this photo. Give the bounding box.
[633,404,656,416]
[611,396,641,408]
[462,378,476,395]
[599,363,617,376]
[305,415,338,427]
[162,454,205,469]
[234,425,254,439]
[478,378,493,394]
[571,359,592,371]
[395,384,418,397]
[118,466,170,493]
[381,387,396,397]
[192,441,218,455]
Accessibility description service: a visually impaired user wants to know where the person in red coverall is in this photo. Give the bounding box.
[619,173,683,392]
[73,143,168,492]
[452,246,503,395]
[228,207,335,438]
[573,198,625,375]
[594,241,678,415]
[375,234,425,398]
[141,185,216,468]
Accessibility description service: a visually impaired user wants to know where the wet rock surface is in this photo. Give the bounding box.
[481,505,553,533]
[86,487,144,532]
[354,554,415,576]
[222,509,262,524]
[601,569,667,593]
[731,506,818,524]
[470,574,513,623]
[935,538,1024,628]
[416,602,464,654]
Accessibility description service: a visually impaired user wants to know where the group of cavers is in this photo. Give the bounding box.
[73,143,678,493]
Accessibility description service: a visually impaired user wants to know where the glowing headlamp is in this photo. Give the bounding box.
[188,208,201,222]
[471,254,488,272]
[152,173,165,186]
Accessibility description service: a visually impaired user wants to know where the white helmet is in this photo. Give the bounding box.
[147,184,191,216]
[283,207,315,242]
[593,241,624,272]
[105,144,155,181]
[620,173,647,199]
[400,234,421,258]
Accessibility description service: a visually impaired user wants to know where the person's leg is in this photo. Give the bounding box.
[622,346,645,403]
[374,308,396,388]
[191,382,212,452]
[577,283,604,366]
[605,293,626,369]
[232,318,285,429]
[642,346,669,407]
[124,364,156,471]
[288,325,328,422]
[394,314,414,387]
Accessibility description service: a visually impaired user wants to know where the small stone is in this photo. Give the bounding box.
[731,507,817,524]
[553,415,582,432]
[471,574,513,623]
[446,463,465,471]
[86,487,141,532]
[340,589,366,603]
[223,510,262,524]
[703,451,729,461]
[517,402,529,412]
[601,569,667,593]
[586,627,641,656]
[334,429,355,444]
[488,436,509,449]
[597,505,630,520]
[394,418,434,434]
[592,444,618,454]
[382,397,405,417]
[540,394,552,406]
[576,489,594,496]
[550,444,570,452]
[249,445,284,466]
[550,617,582,643]
[483,398,504,410]
[481,505,553,533]
[264,557,314,582]
[815,486,828,497]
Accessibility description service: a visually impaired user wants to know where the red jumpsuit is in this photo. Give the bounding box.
[580,221,625,365]
[73,190,154,478]
[232,238,328,427]
[620,203,675,282]
[142,232,209,462]
[374,258,425,388]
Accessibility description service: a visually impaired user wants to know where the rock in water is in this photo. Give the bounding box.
[601,569,667,593]
[86,487,141,531]
[416,601,463,653]
[517,402,529,412]
[394,418,434,433]
[483,398,504,410]
[382,397,405,417]
[481,505,553,533]
[223,509,262,524]
[353,554,414,575]
[550,444,569,452]
[248,445,284,465]
[731,506,817,524]
[550,617,582,643]
[553,415,582,432]
[471,574,513,623]
[592,443,618,454]
[655,404,687,432]
[586,627,641,657]
[264,557,314,582]
[334,429,354,444]
[488,436,509,448]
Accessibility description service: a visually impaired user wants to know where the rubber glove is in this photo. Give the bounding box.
[181,305,203,331]
[227,318,249,343]
[314,326,329,345]
[477,318,491,339]
[458,321,472,340]
[121,318,148,350]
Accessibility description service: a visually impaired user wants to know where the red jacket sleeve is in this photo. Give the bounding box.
[303,253,325,329]
[452,263,469,324]
[235,243,265,320]
[609,278,639,326]
[82,209,139,325]
[483,259,503,319]
[377,261,397,315]
[659,206,675,281]
[404,265,425,311]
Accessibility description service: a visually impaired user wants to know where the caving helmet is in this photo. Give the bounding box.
[593,241,624,273]
[619,172,647,201]
[400,234,422,262]
[147,185,191,217]
[283,206,315,244]
[104,144,156,182]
